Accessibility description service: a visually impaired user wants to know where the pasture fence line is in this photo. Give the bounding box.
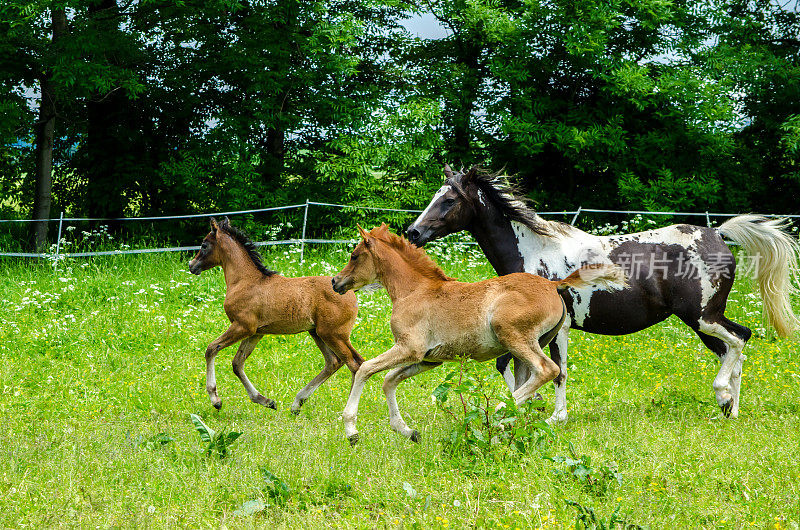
[1,201,798,261]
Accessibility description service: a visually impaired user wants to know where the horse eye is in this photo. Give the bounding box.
[443,198,456,206]
[201,243,208,250]
[350,254,357,261]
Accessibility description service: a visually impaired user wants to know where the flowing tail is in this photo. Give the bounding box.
[718,215,800,337]
[556,264,628,293]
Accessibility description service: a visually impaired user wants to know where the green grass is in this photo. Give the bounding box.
[1,243,799,529]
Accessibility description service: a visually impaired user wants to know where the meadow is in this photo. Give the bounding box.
[1,238,799,529]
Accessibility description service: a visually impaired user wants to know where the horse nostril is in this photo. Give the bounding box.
[408,228,420,242]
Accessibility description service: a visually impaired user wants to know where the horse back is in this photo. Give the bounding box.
[225,275,357,335]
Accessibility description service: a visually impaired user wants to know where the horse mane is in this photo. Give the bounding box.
[216,219,278,277]
[370,226,455,283]
[459,167,570,237]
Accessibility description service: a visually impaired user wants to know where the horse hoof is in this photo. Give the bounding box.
[348,434,359,447]
[720,400,733,418]
[212,401,222,410]
[410,430,421,444]
[290,408,301,416]
[265,399,277,410]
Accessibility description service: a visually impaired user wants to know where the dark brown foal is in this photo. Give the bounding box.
[189,217,363,412]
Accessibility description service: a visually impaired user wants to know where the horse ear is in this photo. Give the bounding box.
[356,224,370,240]
[221,216,230,228]
[443,163,454,180]
[462,165,479,183]
[377,222,390,235]
[210,218,219,231]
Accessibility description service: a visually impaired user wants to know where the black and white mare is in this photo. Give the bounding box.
[407,166,800,422]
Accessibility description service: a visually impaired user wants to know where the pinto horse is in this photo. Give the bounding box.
[407,166,800,423]
[189,217,364,413]
[331,224,626,445]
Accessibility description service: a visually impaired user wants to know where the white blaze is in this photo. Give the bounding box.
[411,185,451,227]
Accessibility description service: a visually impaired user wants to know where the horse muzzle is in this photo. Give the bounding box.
[188,260,202,275]
[406,225,433,246]
[331,276,353,295]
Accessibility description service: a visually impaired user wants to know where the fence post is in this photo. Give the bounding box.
[570,206,582,226]
[53,211,64,274]
[705,211,711,227]
[300,198,309,263]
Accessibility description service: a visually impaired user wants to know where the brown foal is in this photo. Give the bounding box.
[189,217,363,413]
[332,224,626,445]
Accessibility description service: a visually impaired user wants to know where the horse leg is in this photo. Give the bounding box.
[316,328,364,373]
[382,361,442,442]
[342,345,417,446]
[493,326,559,406]
[496,354,516,392]
[719,317,751,417]
[697,316,750,417]
[231,334,276,410]
[290,331,343,414]
[547,327,570,424]
[513,358,532,391]
[204,324,251,410]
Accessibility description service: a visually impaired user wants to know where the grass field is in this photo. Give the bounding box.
[1,242,799,529]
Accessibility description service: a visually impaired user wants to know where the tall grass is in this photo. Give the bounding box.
[0,243,798,528]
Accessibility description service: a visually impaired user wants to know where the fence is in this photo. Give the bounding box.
[2,200,799,263]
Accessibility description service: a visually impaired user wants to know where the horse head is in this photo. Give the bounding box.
[406,164,481,246]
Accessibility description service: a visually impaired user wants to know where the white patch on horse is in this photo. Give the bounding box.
[413,185,451,226]
[477,189,487,207]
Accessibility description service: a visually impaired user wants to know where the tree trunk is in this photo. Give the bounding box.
[84,0,127,221]
[450,40,481,163]
[31,7,66,251]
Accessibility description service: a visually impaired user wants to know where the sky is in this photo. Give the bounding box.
[403,12,450,40]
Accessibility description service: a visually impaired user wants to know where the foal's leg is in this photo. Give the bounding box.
[290,331,344,414]
[204,324,252,409]
[494,327,560,406]
[320,333,364,374]
[232,334,276,410]
[547,327,570,424]
[382,361,441,442]
[698,317,749,417]
[342,345,417,446]
[513,358,532,391]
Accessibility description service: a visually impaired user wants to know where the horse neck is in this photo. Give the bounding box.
[468,201,589,277]
[374,244,443,302]
[465,203,551,275]
[219,237,263,289]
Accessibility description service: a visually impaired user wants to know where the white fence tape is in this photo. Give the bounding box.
[1,201,797,260]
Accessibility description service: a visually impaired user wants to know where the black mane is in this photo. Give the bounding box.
[456,167,568,237]
[217,220,278,277]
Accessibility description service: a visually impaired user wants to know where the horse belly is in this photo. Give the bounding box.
[256,317,313,335]
[565,288,671,335]
[423,333,506,363]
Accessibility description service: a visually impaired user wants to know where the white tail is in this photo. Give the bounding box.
[719,215,800,337]
[556,264,628,292]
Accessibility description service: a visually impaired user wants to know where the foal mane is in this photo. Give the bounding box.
[371,226,454,283]
[216,219,277,277]
[458,167,569,237]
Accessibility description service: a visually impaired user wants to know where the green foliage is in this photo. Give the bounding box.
[189,413,242,459]
[545,442,622,498]
[136,432,175,451]
[434,360,554,458]
[261,468,291,506]
[566,500,647,530]
[3,0,800,243]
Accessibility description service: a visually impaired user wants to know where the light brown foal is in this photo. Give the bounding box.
[332,224,626,445]
[189,217,363,413]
